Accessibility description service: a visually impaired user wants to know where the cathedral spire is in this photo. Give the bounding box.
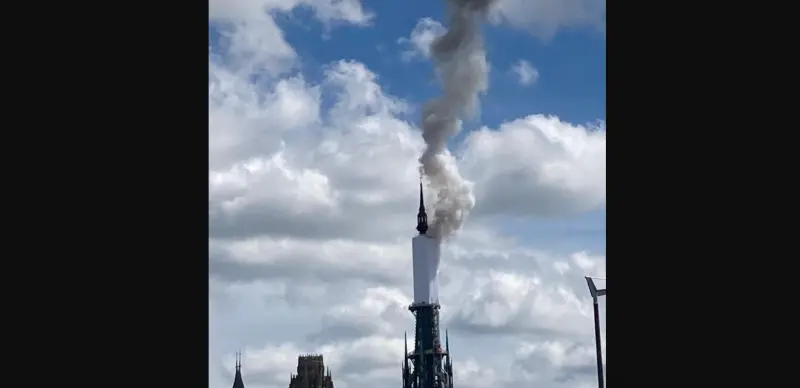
[404,331,410,370]
[232,351,245,388]
[446,330,450,353]
[416,172,428,235]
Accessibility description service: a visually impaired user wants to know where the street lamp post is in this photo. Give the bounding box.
[585,276,606,388]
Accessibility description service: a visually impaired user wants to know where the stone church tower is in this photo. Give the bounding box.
[288,354,334,388]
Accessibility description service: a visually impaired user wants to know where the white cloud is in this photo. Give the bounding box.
[210,237,410,285]
[209,3,606,388]
[448,271,589,336]
[511,339,604,387]
[209,0,373,76]
[209,60,424,242]
[461,115,606,218]
[510,59,540,86]
[455,358,503,388]
[210,249,606,388]
[397,18,446,62]
[311,287,413,342]
[209,0,373,26]
[490,0,606,40]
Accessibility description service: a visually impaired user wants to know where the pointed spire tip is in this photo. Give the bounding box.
[416,171,428,235]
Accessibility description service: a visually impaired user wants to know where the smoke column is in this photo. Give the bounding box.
[420,0,497,239]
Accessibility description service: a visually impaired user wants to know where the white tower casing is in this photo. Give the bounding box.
[411,234,442,304]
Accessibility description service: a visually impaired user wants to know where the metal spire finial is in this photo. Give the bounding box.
[416,169,429,235]
[419,170,425,211]
[446,329,450,352]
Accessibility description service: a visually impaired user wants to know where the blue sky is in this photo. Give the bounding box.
[209,1,606,387]
[211,2,605,124]
[296,3,601,122]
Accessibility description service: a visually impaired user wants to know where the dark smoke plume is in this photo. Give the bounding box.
[420,0,497,238]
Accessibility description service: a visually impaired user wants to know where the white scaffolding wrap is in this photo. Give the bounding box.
[412,235,441,304]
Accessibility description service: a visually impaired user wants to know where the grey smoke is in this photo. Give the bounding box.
[420,0,497,238]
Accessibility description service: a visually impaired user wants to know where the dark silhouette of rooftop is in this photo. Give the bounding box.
[288,354,334,388]
[232,351,245,388]
[417,179,428,235]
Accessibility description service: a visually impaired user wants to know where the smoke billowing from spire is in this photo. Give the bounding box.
[420,0,497,239]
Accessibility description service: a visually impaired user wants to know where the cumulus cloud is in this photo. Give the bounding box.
[211,249,605,388]
[455,358,503,388]
[461,115,606,218]
[210,237,410,285]
[210,60,424,242]
[490,0,606,39]
[510,59,540,86]
[310,287,413,342]
[446,263,600,338]
[397,18,446,62]
[512,339,604,386]
[209,0,373,76]
[209,2,605,388]
[210,69,606,243]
